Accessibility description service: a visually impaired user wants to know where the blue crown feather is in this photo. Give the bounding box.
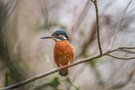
[52,30,69,40]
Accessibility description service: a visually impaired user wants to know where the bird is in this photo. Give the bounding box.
[41,30,74,76]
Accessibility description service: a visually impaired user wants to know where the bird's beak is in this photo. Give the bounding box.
[40,36,54,39]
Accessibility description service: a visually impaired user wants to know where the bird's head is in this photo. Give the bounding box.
[41,30,69,41]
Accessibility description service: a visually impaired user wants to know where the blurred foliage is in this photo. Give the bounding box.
[89,58,105,87]
[0,0,25,89]
[4,71,11,86]
[59,24,67,30]
[47,77,60,89]
[79,30,85,37]
[34,77,60,90]
[90,60,97,69]
[4,69,18,87]
[34,77,80,90]
[36,19,67,31]
[66,77,80,90]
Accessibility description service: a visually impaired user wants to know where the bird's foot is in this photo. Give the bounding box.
[67,62,71,67]
[59,64,65,69]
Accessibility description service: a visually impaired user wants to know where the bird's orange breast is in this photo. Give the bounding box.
[54,40,74,67]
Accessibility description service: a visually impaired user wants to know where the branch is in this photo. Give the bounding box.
[91,0,103,56]
[0,47,135,90]
[117,49,135,54]
[107,54,135,60]
[110,47,135,54]
[107,0,133,50]
[119,47,135,50]
[77,22,96,57]
[72,0,90,32]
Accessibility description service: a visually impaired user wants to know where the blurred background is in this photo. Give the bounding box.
[0,0,135,90]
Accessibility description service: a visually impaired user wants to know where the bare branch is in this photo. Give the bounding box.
[77,22,96,57]
[108,0,133,50]
[72,0,90,32]
[107,54,135,60]
[110,47,135,54]
[119,47,135,50]
[91,0,103,56]
[117,49,135,54]
[0,46,135,90]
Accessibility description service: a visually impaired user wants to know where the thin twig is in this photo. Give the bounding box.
[72,0,90,32]
[119,47,135,50]
[110,48,135,54]
[118,49,135,54]
[107,54,135,60]
[108,0,133,50]
[0,46,135,90]
[91,0,102,56]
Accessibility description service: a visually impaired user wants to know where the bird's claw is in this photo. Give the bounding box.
[59,64,64,69]
[68,62,71,66]
[59,62,71,69]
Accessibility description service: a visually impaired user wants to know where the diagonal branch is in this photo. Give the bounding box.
[119,47,135,50]
[117,49,135,54]
[72,0,90,32]
[107,0,133,50]
[107,54,135,60]
[0,46,135,90]
[91,0,103,56]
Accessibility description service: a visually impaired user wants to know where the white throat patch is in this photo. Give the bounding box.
[62,36,67,40]
[53,36,67,41]
[53,38,61,41]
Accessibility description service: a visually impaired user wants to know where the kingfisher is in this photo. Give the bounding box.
[41,30,74,76]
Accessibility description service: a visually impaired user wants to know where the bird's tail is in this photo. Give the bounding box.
[59,68,68,76]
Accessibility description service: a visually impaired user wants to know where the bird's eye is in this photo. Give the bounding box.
[56,33,59,36]
[52,34,58,36]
